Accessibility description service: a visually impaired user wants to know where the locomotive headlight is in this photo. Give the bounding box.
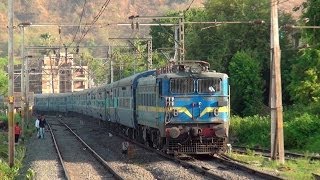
[213,108,219,116]
[173,109,179,116]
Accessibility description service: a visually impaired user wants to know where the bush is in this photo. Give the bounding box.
[230,115,270,148]
[230,108,320,152]
[284,113,320,149]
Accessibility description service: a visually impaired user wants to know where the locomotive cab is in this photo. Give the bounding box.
[157,61,230,154]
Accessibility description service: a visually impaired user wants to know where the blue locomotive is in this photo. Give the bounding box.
[34,61,230,154]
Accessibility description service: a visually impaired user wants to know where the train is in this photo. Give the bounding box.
[34,61,230,154]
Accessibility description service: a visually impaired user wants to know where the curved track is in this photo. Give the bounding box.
[48,117,123,180]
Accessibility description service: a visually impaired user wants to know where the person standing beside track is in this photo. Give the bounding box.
[35,115,40,138]
[14,122,21,143]
[39,114,47,139]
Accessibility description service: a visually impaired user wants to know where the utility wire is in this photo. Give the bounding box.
[76,0,111,48]
[185,0,195,12]
[68,0,87,48]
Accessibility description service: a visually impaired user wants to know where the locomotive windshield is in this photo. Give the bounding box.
[170,78,194,94]
[198,78,221,93]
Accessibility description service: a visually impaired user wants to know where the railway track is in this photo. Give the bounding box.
[232,145,320,160]
[48,118,123,180]
[45,114,285,180]
[215,154,283,180]
[67,115,283,180]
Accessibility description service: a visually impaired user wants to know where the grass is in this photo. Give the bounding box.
[0,112,34,179]
[228,151,320,180]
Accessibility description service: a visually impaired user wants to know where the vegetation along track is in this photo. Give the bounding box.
[48,116,122,179]
[232,145,320,160]
[56,113,284,180]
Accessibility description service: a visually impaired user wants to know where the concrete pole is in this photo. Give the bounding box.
[270,0,285,164]
[8,0,15,167]
[270,0,276,159]
[178,17,185,63]
[108,46,113,83]
[147,39,152,70]
[25,55,30,122]
[174,25,179,62]
[20,26,25,139]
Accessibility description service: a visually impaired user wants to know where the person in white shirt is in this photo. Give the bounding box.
[35,115,40,138]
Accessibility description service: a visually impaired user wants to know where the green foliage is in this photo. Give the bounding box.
[230,104,320,152]
[0,57,8,96]
[0,137,25,179]
[284,113,320,149]
[302,0,320,46]
[0,2,6,12]
[39,33,56,46]
[229,152,320,179]
[229,51,264,116]
[150,0,297,115]
[230,115,270,148]
[26,168,35,180]
[199,0,271,73]
[288,48,320,104]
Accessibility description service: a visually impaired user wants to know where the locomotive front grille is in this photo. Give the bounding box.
[167,137,226,154]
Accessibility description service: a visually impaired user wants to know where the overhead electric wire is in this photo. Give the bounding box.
[185,0,196,12]
[76,0,111,48]
[68,0,87,48]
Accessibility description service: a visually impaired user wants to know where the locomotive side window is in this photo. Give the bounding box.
[170,78,194,94]
[198,78,221,93]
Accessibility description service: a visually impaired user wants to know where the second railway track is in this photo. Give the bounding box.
[48,117,121,180]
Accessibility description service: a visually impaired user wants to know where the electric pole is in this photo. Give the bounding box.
[109,46,113,83]
[20,25,25,140]
[8,0,15,167]
[147,39,152,70]
[270,0,285,164]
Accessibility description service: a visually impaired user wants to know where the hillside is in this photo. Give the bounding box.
[0,0,205,56]
[0,0,306,57]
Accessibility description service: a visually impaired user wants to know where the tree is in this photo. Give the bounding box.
[288,48,320,104]
[0,57,8,96]
[229,51,264,116]
[149,0,298,114]
[301,0,320,46]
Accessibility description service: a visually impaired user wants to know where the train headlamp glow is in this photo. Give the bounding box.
[213,108,219,116]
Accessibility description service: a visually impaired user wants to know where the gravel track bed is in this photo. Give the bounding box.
[61,115,210,180]
[49,118,114,180]
[17,128,65,180]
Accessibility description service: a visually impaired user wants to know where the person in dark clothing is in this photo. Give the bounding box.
[14,122,21,143]
[39,114,47,139]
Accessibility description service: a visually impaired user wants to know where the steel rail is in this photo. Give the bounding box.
[58,119,125,180]
[47,122,71,180]
[215,154,284,180]
[232,145,320,160]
